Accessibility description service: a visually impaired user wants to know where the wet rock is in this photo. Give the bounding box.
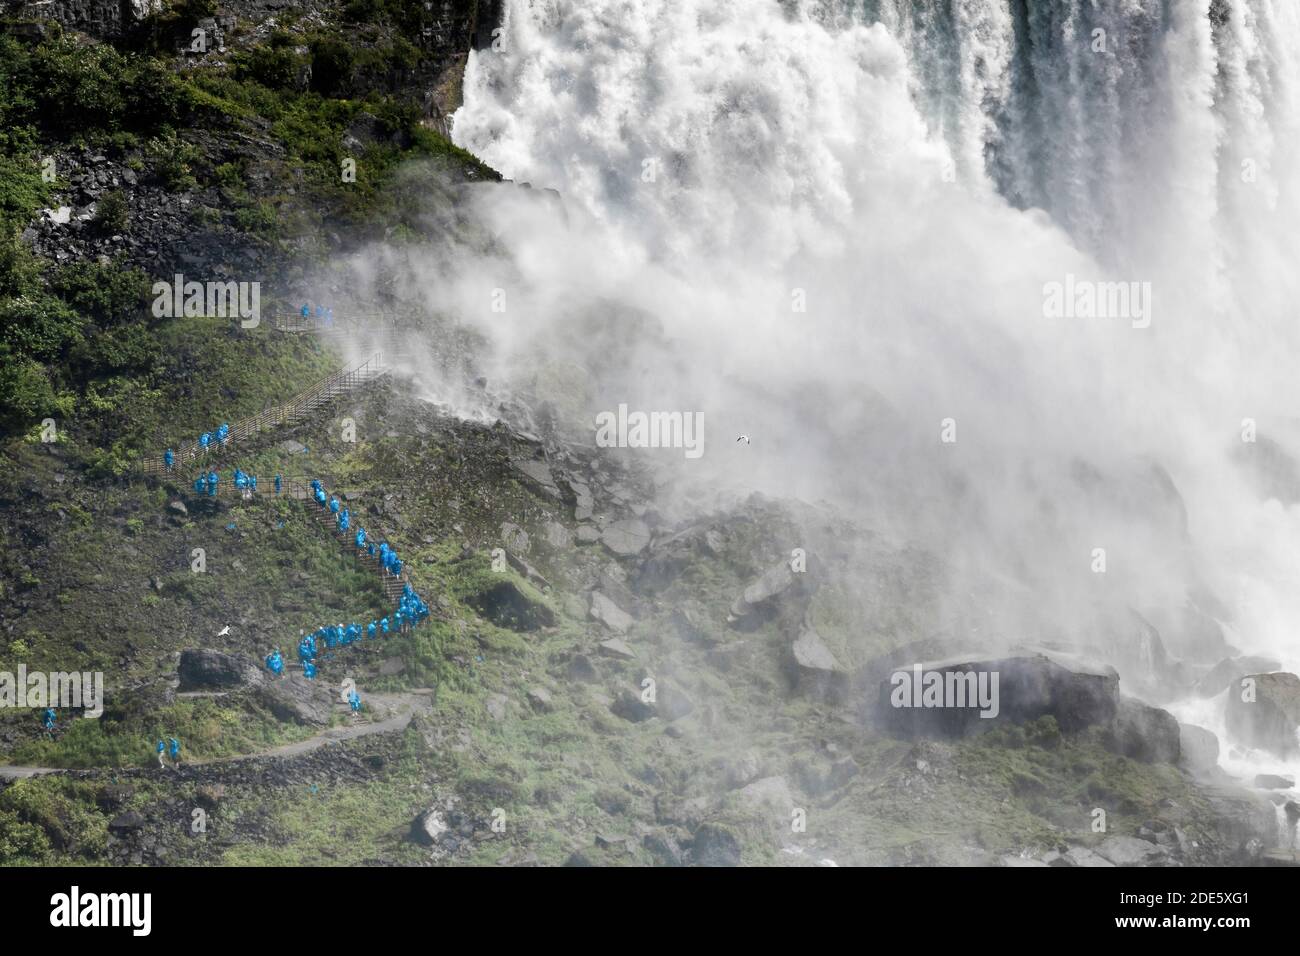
[253,675,335,726]
[409,807,449,846]
[786,626,846,700]
[1225,671,1300,757]
[1095,836,1168,866]
[527,687,553,713]
[601,518,651,557]
[108,811,146,835]
[643,831,684,866]
[1253,774,1295,790]
[598,638,636,660]
[543,521,571,549]
[1178,723,1220,773]
[1200,783,1279,860]
[511,459,561,499]
[500,521,530,553]
[589,591,633,633]
[1104,697,1180,764]
[168,500,188,516]
[876,652,1118,739]
[177,649,265,692]
[729,562,795,619]
[1196,655,1282,698]
[467,579,555,631]
[690,823,742,867]
[1055,846,1114,867]
[611,687,656,722]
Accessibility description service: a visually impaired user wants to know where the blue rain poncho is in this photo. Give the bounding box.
[42,708,56,730]
[265,649,284,674]
[168,738,180,760]
[303,661,317,679]
[275,474,282,494]
[164,449,174,470]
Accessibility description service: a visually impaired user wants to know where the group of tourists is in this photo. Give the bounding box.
[309,480,404,578]
[268,585,429,682]
[300,303,335,326]
[191,467,284,499]
[155,737,181,769]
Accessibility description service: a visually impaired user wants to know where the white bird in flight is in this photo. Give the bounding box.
[736,435,750,444]
[217,625,231,637]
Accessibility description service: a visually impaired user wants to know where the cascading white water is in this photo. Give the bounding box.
[440,0,1300,779]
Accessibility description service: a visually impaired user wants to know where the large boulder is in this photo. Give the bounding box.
[784,626,847,701]
[177,649,266,692]
[875,652,1119,739]
[1178,723,1220,773]
[254,674,335,726]
[1225,672,1300,757]
[468,580,555,631]
[729,562,795,620]
[589,591,633,633]
[601,519,652,557]
[1103,697,1180,763]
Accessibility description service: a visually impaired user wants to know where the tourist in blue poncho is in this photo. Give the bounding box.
[265,649,284,675]
[206,471,219,496]
[200,432,211,450]
[42,708,56,731]
[303,660,317,679]
[275,474,282,495]
[164,448,174,471]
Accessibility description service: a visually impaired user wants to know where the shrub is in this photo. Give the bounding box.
[92,189,129,235]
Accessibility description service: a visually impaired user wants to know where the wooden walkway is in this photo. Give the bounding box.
[138,353,389,476]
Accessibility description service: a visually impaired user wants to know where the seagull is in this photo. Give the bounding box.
[217,626,231,637]
[736,435,750,444]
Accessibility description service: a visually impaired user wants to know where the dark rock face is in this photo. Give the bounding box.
[876,653,1119,739]
[467,580,555,631]
[1103,697,1180,764]
[177,649,265,692]
[253,674,334,726]
[1225,672,1300,757]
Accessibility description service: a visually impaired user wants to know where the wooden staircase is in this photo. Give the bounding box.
[137,353,388,477]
